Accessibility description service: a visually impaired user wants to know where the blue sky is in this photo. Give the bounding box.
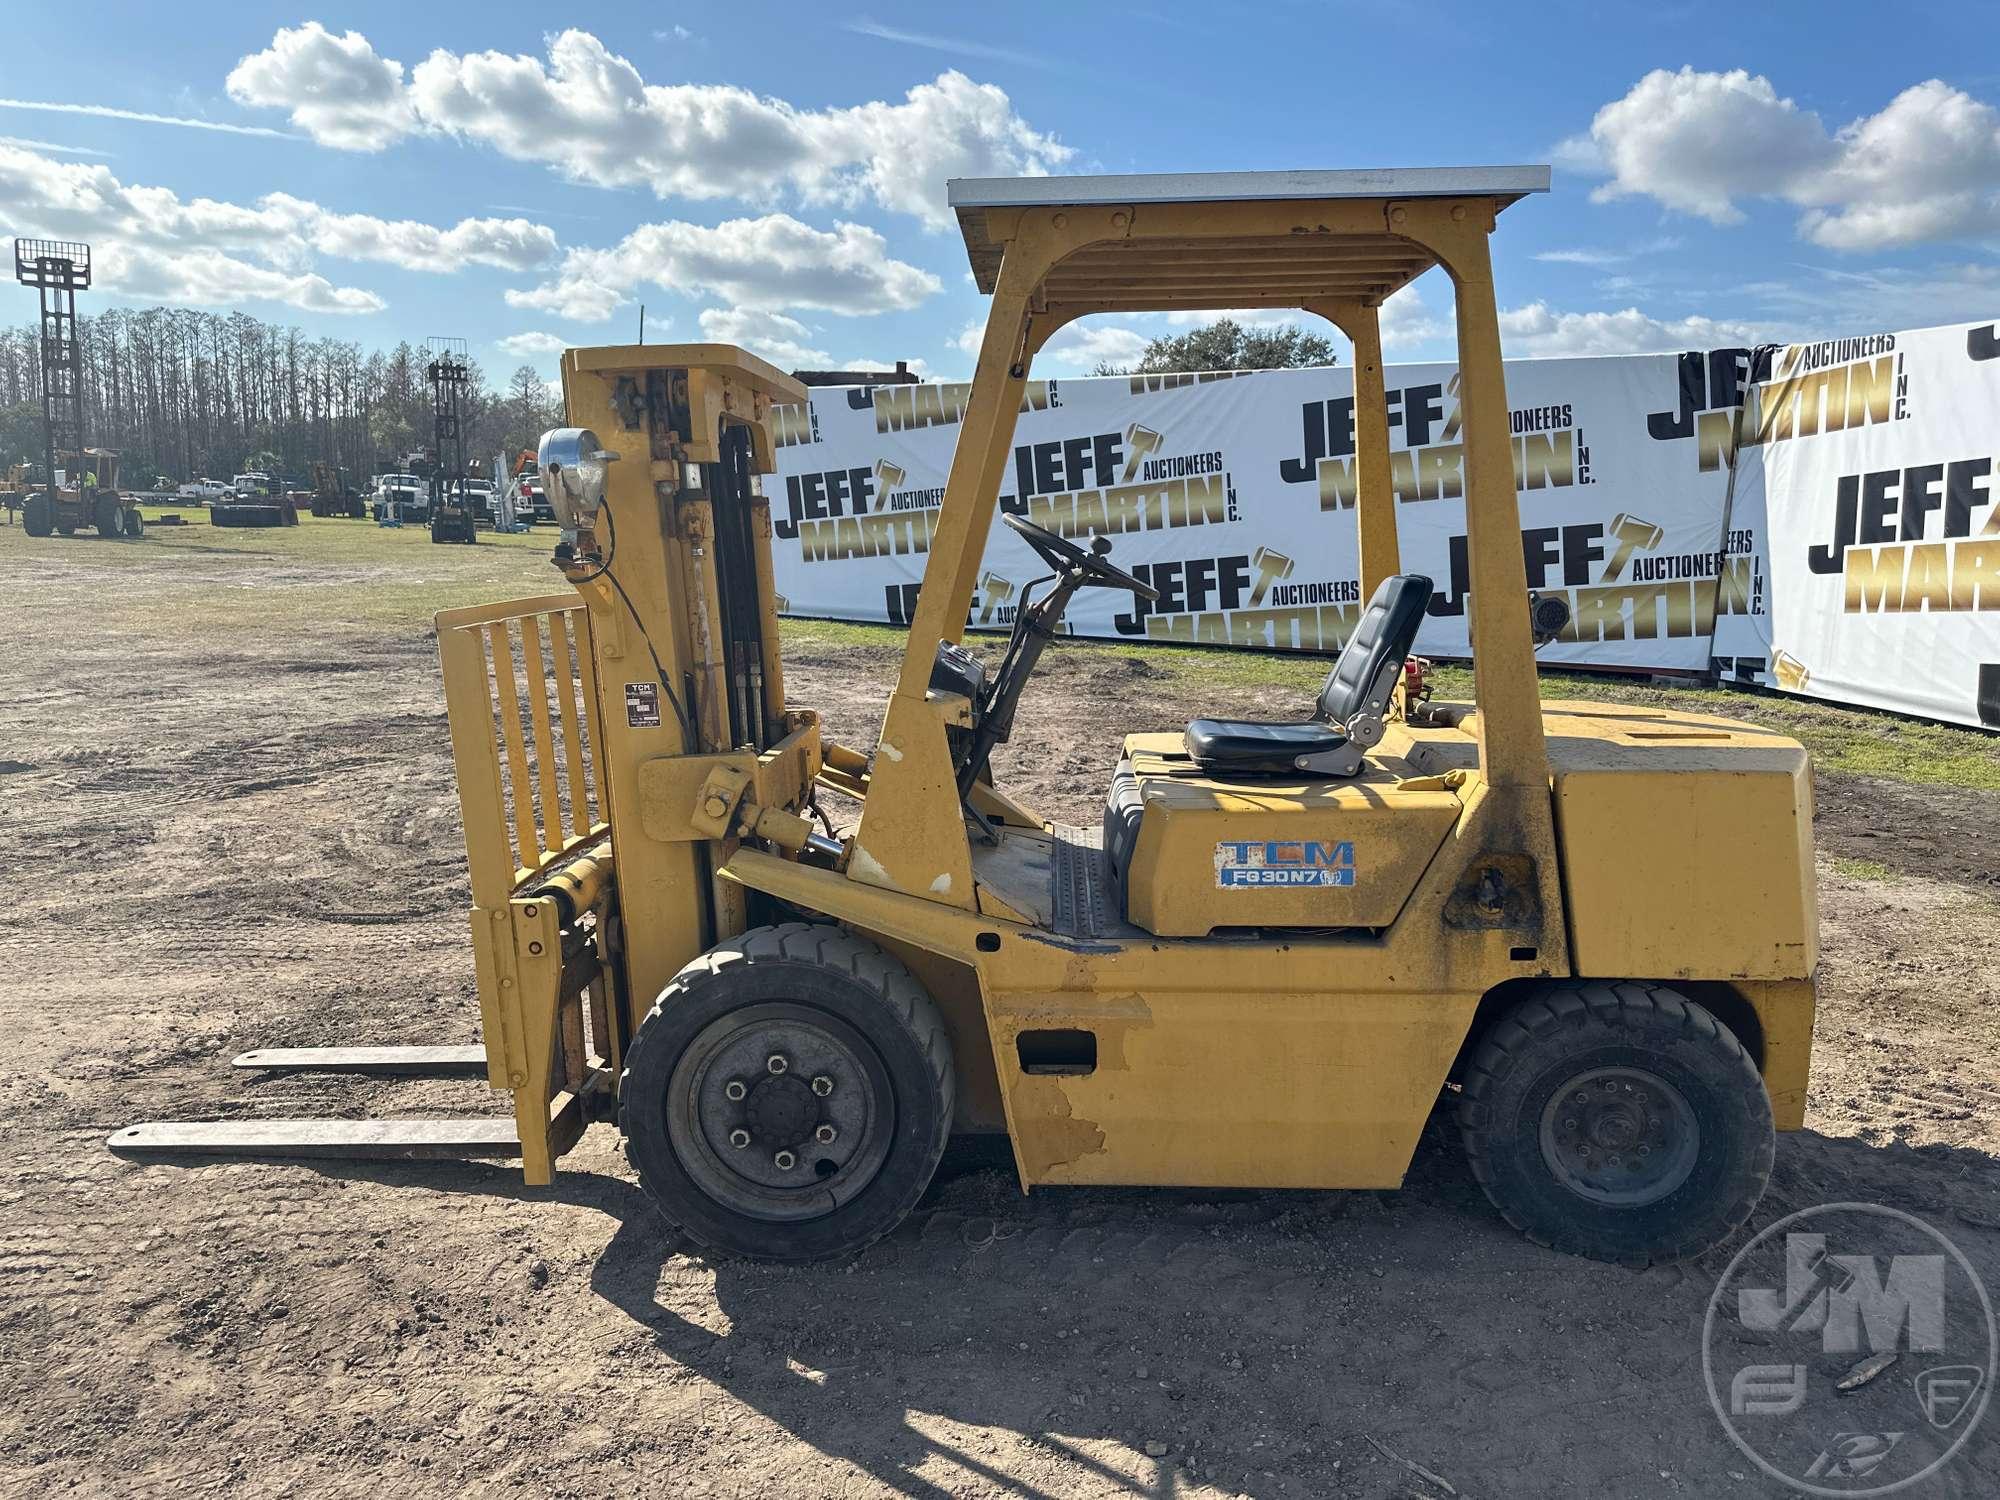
[4,2,1999,380]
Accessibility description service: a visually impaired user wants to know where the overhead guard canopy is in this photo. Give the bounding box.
[949,165,1550,309]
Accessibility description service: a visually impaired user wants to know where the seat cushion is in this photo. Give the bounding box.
[1184,717,1349,775]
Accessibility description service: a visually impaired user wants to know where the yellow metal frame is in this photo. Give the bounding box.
[716,177,1815,1191]
[435,194,1817,1195]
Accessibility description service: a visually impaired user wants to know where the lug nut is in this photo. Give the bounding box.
[728,1129,751,1149]
[811,1075,834,1097]
[767,1054,789,1075]
[773,1149,797,1170]
[814,1124,837,1144]
[723,1080,747,1101]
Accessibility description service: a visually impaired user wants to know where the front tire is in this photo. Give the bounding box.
[1458,982,1773,1266]
[621,923,954,1261]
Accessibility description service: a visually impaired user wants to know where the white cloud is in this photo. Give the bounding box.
[1498,301,1772,358]
[507,214,939,323]
[225,22,415,150]
[0,135,113,158]
[0,98,293,140]
[1735,259,2000,333]
[1574,68,2000,250]
[0,141,551,314]
[1378,284,1447,350]
[495,330,570,359]
[1534,248,1627,266]
[261,194,558,272]
[1792,81,2000,250]
[698,308,830,367]
[228,27,1070,227]
[93,242,383,315]
[842,19,1051,70]
[1581,67,1831,224]
[1037,322,1149,371]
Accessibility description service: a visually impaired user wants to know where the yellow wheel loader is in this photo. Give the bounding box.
[116,167,1817,1267]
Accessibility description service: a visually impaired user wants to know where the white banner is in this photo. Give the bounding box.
[770,352,1759,671]
[1713,320,2000,728]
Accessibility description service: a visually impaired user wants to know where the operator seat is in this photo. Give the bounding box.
[1184,573,1432,777]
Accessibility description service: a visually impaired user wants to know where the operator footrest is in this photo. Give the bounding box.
[1050,823,1113,939]
[232,1045,488,1077]
[108,1118,521,1162]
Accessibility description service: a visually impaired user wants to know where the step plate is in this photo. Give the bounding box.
[232,1045,488,1076]
[108,1118,521,1161]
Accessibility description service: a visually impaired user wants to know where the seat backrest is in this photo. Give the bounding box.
[1315,573,1433,725]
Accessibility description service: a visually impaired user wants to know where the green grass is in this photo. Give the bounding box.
[1830,855,1896,881]
[8,514,1997,792]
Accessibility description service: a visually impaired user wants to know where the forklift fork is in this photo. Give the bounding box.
[113,594,627,1181]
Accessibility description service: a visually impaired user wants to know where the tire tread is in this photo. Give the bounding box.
[1457,981,1773,1267]
[618,921,954,1262]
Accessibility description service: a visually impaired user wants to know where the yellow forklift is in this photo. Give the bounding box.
[116,167,1817,1267]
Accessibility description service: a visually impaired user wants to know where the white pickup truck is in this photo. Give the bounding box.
[177,477,235,502]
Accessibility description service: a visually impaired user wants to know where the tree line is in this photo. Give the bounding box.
[0,306,562,487]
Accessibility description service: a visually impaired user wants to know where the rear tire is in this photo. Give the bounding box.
[621,922,954,1261]
[1457,982,1772,1266]
[23,493,53,537]
[93,493,121,536]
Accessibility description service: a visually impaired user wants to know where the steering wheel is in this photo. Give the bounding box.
[1003,512,1159,600]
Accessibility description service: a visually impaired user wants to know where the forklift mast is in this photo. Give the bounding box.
[427,338,475,543]
[424,346,813,1180]
[14,239,89,500]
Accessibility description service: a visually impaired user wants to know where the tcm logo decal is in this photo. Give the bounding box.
[1810,456,2000,613]
[1216,840,1355,888]
[1648,338,1908,473]
[1280,378,1586,509]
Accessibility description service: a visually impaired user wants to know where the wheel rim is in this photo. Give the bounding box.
[666,1001,894,1223]
[1538,1065,1700,1207]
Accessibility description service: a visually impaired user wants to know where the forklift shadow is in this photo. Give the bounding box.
[265,1121,2000,1499]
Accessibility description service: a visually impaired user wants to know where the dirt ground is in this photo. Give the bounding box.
[2,521,1997,1498]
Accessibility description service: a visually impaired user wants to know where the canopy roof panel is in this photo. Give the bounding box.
[950,166,1548,301]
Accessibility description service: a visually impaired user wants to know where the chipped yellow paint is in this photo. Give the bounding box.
[847,842,895,891]
[1009,1078,1108,1180]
